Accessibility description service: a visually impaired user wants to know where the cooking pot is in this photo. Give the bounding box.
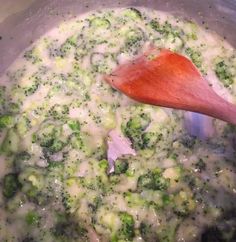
[0,1,236,241]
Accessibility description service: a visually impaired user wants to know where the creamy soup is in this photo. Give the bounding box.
[0,7,236,242]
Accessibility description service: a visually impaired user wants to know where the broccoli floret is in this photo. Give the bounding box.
[150,19,161,32]
[151,20,178,37]
[117,212,135,240]
[124,192,146,207]
[0,115,14,129]
[23,72,41,96]
[150,20,184,50]
[125,28,144,51]
[99,159,109,171]
[33,125,54,147]
[16,115,31,136]
[122,113,151,149]
[49,104,69,120]
[34,122,64,153]
[23,47,42,64]
[19,167,47,205]
[47,139,65,154]
[70,132,93,156]
[90,52,114,74]
[24,83,40,96]
[14,151,31,171]
[2,173,21,199]
[59,35,78,57]
[90,17,111,29]
[185,47,202,68]
[8,102,20,114]
[215,60,234,87]
[67,120,80,133]
[1,129,20,155]
[123,8,142,19]
[173,191,196,217]
[138,169,169,191]
[114,159,129,175]
[25,210,40,226]
[142,132,161,149]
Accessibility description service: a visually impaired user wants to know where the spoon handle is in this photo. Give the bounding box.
[190,82,236,125]
[204,94,236,125]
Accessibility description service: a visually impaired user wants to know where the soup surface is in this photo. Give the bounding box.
[0,7,236,242]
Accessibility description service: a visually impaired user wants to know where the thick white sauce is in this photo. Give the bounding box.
[0,7,236,242]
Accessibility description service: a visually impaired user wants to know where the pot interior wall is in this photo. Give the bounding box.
[0,0,236,75]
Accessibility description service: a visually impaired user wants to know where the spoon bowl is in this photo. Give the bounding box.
[105,47,236,125]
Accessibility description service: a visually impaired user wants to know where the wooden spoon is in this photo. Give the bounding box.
[105,47,236,125]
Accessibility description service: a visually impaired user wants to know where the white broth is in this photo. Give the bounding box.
[0,7,236,242]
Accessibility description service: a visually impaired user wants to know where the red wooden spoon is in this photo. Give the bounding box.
[105,47,236,125]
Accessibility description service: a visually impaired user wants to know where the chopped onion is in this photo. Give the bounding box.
[107,129,136,173]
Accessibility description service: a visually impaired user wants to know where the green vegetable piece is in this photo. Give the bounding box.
[2,173,21,198]
[90,17,110,29]
[48,139,65,153]
[14,151,31,171]
[173,191,196,217]
[68,120,80,133]
[59,35,78,57]
[118,212,135,240]
[1,129,20,155]
[35,122,61,148]
[16,115,31,136]
[114,159,129,175]
[49,104,69,120]
[151,20,177,36]
[185,47,202,68]
[124,192,146,206]
[150,19,161,32]
[70,132,92,156]
[23,47,42,64]
[99,159,109,171]
[0,115,14,129]
[24,83,39,96]
[123,8,142,19]
[125,28,144,49]
[19,167,47,205]
[123,113,151,149]
[8,102,20,114]
[215,60,234,87]
[70,133,84,150]
[138,169,169,191]
[25,210,40,226]
[141,132,161,149]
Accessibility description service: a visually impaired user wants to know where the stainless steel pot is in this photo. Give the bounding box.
[0,0,236,76]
